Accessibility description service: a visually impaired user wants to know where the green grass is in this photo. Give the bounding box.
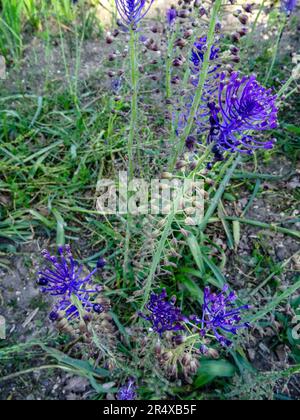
[0,0,300,401]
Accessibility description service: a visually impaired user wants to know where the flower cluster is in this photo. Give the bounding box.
[177,37,221,141]
[115,0,154,28]
[117,379,137,400]
[139,289,186,335]
[141,285,250,347]
[190,285,251,347]
[37,245,106,321]
[190,37,220,80]
[166,8,177,26]
[207,72,278,162]
[281,0,298,14]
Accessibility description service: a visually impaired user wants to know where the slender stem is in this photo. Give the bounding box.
[223,216,300,240]
[251,0,266,36]
[0,365,76,382]
[169,0,222,171]
[123,27,139,280]
[128,27,138,180]
[141,148,237,309]
[199,155,241,231]
[277,74,297,98]
[166,24,178,100]
[264,17,286,85]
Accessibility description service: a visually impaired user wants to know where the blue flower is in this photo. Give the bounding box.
[177,37,221,138]
[191,285,250,347]
[207,72,278,158]
[281,0,297,14]
[115,0,154,27]
[166,8,177,26]
[117,379,137,400]
[190,37,220,75]
[140,289,186,335]
[37,246,106,321]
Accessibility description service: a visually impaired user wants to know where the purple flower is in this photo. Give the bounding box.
[190,37,220,74]
[191,285,250,347]
[139,289,186,335]
[177,37,220,138]
[281,0,297,14]
[166,8,177,26]
[37,246,106,321]
[208,72,278,158]
[115,0,154,27]
[117,379,137,400]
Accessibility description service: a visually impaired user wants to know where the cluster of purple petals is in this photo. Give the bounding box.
[190,37,220,75]
[142,286,250,347]
[37,246,106,321]
[166,8,177,26]
[117,379,137,400]
[190,285,250,347]
[177,37,221,141]
[281,0,298,14]
[115,0,154,27]
[207,72,278,161]
[139,289,186,335]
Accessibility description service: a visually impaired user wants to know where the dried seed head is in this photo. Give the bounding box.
[161,172,174,180]
[176,160,187,170]
[173,335,187,345]
[239,27,248,37]
[243,3,254,13]
[207,348,220,359]
[231,32,241,43]
[184,29,193,39]
[106,35,113,44]
[238,14,249,25]
[182,353,192,366]
[162,351,173,361]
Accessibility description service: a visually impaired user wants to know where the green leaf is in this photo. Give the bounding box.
[187,234,205,275]
[109,311,131,348]
[233,221,241,250]
[202,254,226,288]
[218,201,234,250]
[194,360,236,388]
[177,274,203,303]
[29,209,54,229]
[52,208,66,246]
[40,345,110,378]
[247,277,300,323]
[284,124,300,135]
[89,375,118,394]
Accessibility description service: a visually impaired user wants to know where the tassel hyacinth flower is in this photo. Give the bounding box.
[281,0,298,14]
[177,37,221,140]
[117,379,137,400]
[207,72,278,160]
[191,285,251,347]
[115,0,154,28]
[37,246,107,321]
[142,286,251,348]
[139,289,186,335]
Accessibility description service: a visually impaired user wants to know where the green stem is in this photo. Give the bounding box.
[169,0,222,171]
[123,27,139,280]
[141,150,238,309]
[232,170,294,181]
[199,155,241,231]
[277,74,296,98]
[264,17,286,85]
[166,24,178,100]
[224,216,300,240]
[128,27,138,180]
[251,0,266,36]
